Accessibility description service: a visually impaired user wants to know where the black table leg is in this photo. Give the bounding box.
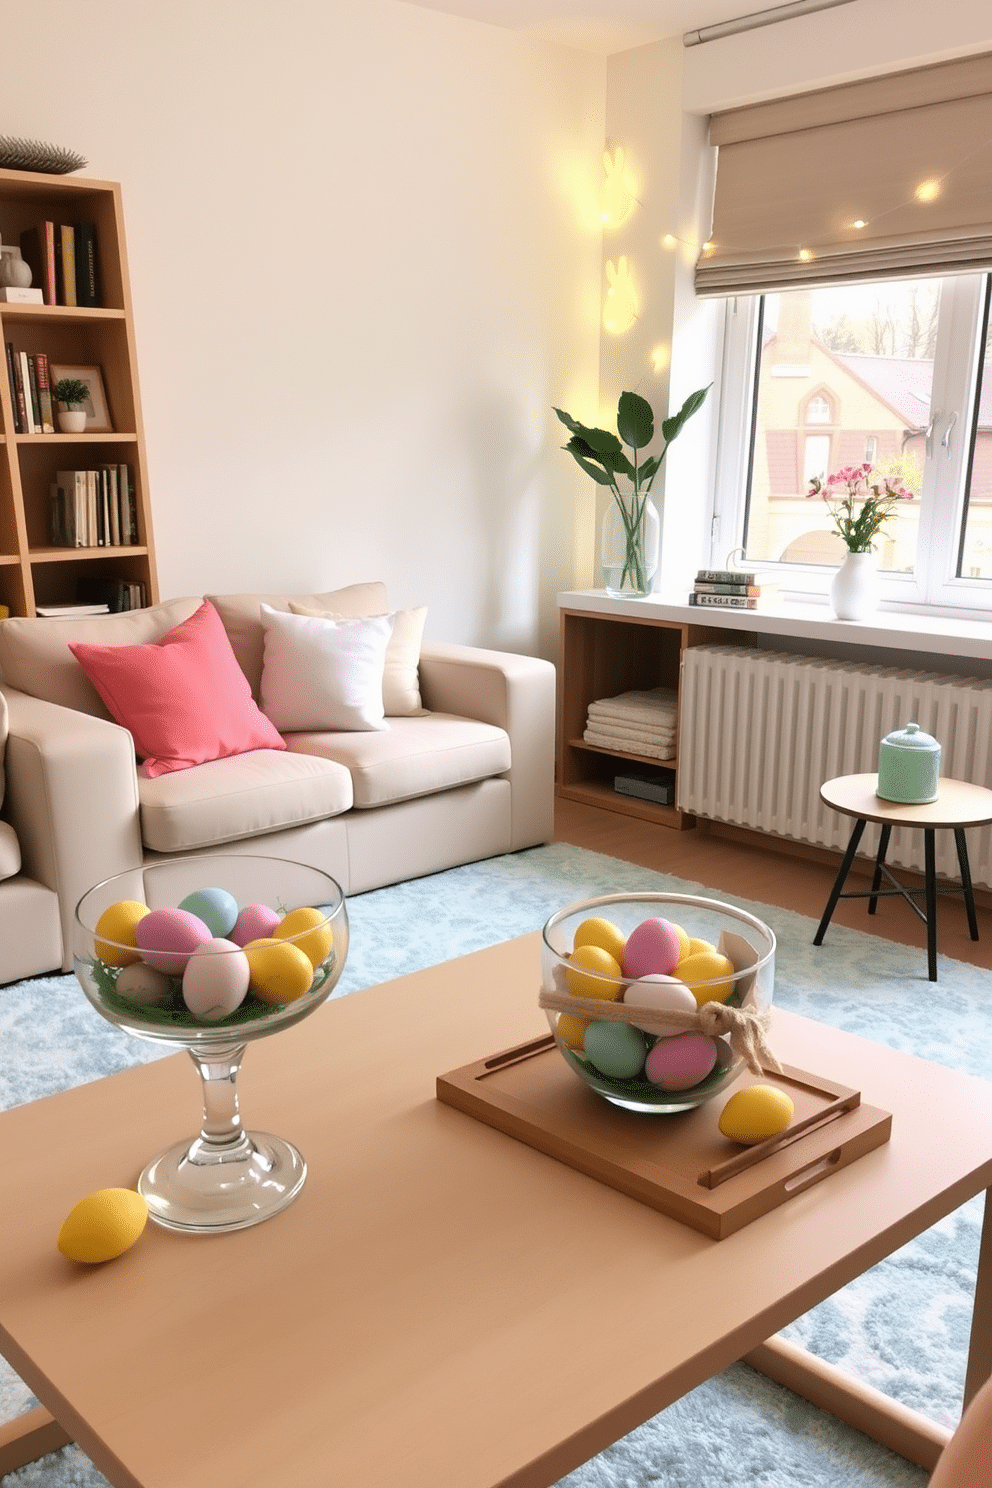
[815,817,867,946]
[955,828,981,941]
[868,824,892,917]
[925,829,938,981]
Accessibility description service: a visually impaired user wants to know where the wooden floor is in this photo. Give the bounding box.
[554,797,992,973]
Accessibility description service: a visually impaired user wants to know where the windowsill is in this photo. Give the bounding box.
[557,589,992,665]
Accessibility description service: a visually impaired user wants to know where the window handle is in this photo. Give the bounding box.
[925,412,939,459]
[941,410,958,455]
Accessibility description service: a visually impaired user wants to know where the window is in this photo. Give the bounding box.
[713,273,992,610]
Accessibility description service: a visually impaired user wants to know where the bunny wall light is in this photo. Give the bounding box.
[603,257,638,333]
[600,146,636,228]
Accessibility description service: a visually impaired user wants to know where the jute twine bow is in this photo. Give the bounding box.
[538,963,780,1076]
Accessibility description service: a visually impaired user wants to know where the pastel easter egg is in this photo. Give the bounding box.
[177,886,239,939]
[565,944,623,1000]
[94,899,150,967]
[182,938,251,1021]
[583,1020,647,1080]
[684,937,715,957]
[573,916,626,964]
[644,1032,719,1091]
[677,949,737,1007]
[555,1012,590,1050]
[243,937,314,1004]
[114,960,176,1008]
[273,906,333,968]
[134,907,213,975]
[230,903,281,947]
[621,918,682,980]
[622,974,697,1036]
[58,1188,148,1264]
[719,1085,795,1145]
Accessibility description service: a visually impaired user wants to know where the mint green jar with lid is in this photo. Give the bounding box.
[876,721,941,804]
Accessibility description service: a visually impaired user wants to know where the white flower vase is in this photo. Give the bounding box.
[830,551,879,621]
[602,494,659,598]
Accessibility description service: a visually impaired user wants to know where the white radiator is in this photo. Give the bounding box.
[678,645,992,890]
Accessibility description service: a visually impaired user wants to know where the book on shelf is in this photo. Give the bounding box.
[33,353,55,433]
[75,223,98,307]
[18,222,57,306]
[693,580,761,596]
[0,286,44,303]
[52,466,136,549]
[4,342,22,433]
[695,568,758,585]
[18,353,36,433]
[688,588,780,610]
[35,602,110,618]
[57,224,77,306]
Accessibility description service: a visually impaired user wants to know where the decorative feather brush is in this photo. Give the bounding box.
[0,136,87,174]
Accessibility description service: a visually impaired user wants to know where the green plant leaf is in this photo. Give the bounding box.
[568,449,615,485]
[661,384,711,445]
[580,426,625,459]
[638,454,662,487]
[617,391,654,450]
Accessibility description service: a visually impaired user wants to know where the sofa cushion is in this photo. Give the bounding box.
[259,607,392,733]
[137,748,353,854]
[207,583,388,700]
[284,713,511,809]
[0,597,203,717]
[69,602,286,778]
[290,602,427,716]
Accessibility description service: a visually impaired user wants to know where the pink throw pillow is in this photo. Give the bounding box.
[69,601,286,777]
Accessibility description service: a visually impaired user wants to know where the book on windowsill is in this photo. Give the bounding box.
[689,585,780,610]
[693,580,762,596]
[695,567,758,585]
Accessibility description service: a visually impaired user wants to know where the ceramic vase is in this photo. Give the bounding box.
[58,407,87,433]
[602,494,659,598]
[830,551,879,620]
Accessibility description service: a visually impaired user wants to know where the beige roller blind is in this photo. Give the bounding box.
[695,51,992,296]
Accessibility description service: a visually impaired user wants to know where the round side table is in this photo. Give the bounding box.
[815,773,992,982]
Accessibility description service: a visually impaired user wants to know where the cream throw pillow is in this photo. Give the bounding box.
[289,603,427,716]
[259,606,393,733]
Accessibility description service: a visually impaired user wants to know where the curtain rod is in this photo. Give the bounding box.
[683,0,856,47]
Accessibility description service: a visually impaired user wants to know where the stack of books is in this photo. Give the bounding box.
[50,466,137,549]
[4,344,55,433]
[688,568,778,610]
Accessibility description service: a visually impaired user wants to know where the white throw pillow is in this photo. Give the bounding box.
[258,606,393,733]
[289,603,427,716]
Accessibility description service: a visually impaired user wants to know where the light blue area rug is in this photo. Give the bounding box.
[1,842,989,1487]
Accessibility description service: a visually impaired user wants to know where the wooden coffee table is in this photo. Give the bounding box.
[1,933,990,1488]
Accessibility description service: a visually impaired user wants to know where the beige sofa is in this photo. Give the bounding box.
[0,584,556,982]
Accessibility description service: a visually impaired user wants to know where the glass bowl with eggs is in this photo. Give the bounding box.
[540,892,776,1114]
[73,854,349,1233]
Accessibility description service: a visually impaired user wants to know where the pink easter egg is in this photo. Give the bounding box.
[621,917,682,980]
[134,907,213,975]
[644,1032,719,1091]
[230,903,281,947]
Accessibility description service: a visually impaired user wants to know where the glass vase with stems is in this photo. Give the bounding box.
[554,384,710,599]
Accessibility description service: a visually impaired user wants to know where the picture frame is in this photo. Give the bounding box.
[50,363,113,432]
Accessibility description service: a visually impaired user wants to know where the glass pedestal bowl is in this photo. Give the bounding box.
[541,892,776,1114]
[74,854,348,1234]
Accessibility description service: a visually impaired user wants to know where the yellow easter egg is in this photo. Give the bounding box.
[669,922,691,960]
[58,1188,149,1263]
[677,949,737,1006]
[243,937,314,1004]
[556,1012,590,1050]
[94,900,151,967]
[565,944,623,1000]
[683,936,715,958]
[273,906,333,968]
[718,1085,795,1146]
[573,916,626,964]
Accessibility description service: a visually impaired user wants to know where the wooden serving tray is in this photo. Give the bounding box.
[436,1036,891,1239]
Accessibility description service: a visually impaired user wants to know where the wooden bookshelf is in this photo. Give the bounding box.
[0,170,157,616]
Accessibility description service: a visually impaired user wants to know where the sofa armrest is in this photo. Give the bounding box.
[1,685,144,972]
[418,643,556,850]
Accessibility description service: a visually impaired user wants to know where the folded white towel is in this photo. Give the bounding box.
[584,717,676,746]
[584,727,675,761]
[587,687,677,727]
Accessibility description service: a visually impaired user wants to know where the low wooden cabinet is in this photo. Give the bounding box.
[556,601,725,829]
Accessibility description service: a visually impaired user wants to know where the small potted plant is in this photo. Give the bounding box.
[52,377,90,434]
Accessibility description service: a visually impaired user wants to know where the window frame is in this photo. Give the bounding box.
[710,275,992,614]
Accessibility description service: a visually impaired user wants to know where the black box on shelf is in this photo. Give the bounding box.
[613,769,676,805]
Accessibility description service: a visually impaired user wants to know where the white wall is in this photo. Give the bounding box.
[0,0,605,660]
